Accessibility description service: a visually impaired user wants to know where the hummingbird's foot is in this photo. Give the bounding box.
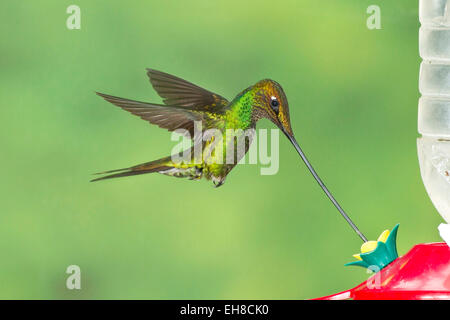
[212,176,225,188]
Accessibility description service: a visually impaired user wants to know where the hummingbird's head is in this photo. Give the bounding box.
[252,79,294,138]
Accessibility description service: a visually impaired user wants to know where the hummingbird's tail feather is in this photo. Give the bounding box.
[91,157,172,182]
[92,167,131,175]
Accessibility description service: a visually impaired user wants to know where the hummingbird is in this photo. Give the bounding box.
[93,68,293,187]
[93,68,368,242]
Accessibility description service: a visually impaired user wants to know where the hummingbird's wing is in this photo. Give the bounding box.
[146,69,229,112]
[96,92,222,139]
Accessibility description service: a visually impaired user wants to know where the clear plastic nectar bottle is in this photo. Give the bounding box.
[418,0,450,224]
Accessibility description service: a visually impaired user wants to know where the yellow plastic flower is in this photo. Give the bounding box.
[353,229,390,261]
[346,224,399,271]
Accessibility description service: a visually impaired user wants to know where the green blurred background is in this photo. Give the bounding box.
[0,0,441,299]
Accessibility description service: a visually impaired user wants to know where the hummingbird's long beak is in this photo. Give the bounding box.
[281,128,368,243]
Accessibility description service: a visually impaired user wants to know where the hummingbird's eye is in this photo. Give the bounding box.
[270,97,279,114]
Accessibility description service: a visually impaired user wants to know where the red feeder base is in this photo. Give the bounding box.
[315,243,450,300]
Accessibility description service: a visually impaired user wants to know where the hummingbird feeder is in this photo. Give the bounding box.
[310,0,450,300]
